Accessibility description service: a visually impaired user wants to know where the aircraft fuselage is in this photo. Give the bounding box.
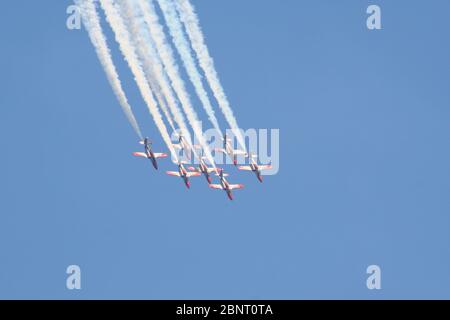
[219,177,233,200]
[250,160,263,182]
[178,164,190,188]
[199,161,212,183]
[224,143,238,165]
[145,147,158,170]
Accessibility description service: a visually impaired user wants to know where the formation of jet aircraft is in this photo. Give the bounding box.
[132,135,272,200]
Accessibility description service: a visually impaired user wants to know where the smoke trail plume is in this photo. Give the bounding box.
[120,0,195,151]
[156,0,221,134]
[152,81,176,132]
[117,0,176,133]
[75,0,143,139]
[99,0,177,159]
[137,0,216,167]
[174,0,247,150]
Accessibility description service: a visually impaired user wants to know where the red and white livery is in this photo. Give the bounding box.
[209,169,244,200]
[215,133,247,166]
[188,156,220,184]
[238,153,272,182]
[172,134,195,160]
[132,137,168,170]
[166,162,201,189]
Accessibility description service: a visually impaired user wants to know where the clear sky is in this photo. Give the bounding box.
[1,0,450,299]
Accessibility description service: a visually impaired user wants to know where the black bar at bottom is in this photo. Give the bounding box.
[0,300,444,318]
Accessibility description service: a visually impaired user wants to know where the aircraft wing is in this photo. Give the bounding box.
[214,147,226,153]
[213,172,229,177]
[233,149,248,156]
[209,184,224,190]
[172,143,182,149]
[153,153,168,158]
[132,152,147,158]
[238,165,253,171]
[166,171,181,177]
[206,167,218,173]
[258,165,272,170]
[228,184,244,190]
[186,172,201,178]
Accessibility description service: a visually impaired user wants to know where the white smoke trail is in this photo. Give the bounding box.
[137,0,216,168]
[75,0,143,139]
[98,0,177,159]
[156,0,221,134]
[174,0,247,150]
[152,80,176,132]
[119,0,194,153]
[117,0,176,133]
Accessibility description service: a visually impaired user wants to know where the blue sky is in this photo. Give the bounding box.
[1,0,450,299]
